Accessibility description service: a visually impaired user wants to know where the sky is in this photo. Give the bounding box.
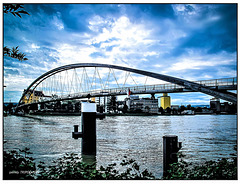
[3,3,237,105]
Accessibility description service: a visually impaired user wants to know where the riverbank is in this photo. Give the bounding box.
[13,111,237,117]
[105,112,237,116]
[29,111,81,116]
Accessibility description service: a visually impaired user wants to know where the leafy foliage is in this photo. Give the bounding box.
[3,148,237,180]
[4,4,30,62]
[4,149,155,180]
[4,46,28,61]
[37,154,155,179]
[3,4,30,18]
[163,153,237,180]
[3,148,36,179]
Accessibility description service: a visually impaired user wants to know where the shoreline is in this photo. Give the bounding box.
[11,111,237,117]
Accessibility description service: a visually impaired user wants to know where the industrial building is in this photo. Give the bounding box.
[159,93,171,109]
[91,96,112,112]
[210,98,236,113]
[125,95,158,114]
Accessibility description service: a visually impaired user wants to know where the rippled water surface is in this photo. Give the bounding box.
[3,114,237,178]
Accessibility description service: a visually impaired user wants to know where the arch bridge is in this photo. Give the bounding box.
[16,63,237,111]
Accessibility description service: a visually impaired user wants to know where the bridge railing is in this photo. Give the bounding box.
[102,77,237,94]
[195,77,237,87]
[33,77,237,104]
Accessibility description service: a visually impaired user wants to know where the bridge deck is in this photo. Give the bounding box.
[18,77,236,108]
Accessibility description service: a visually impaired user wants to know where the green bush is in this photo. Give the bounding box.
[163,156,237,180]
[4,149,155,180]
[3,147,36,179]
[37,154,155,179]
[4,148,237,180]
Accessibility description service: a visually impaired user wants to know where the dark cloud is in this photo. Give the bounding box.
[24,4,89,32]
[3,57,21,68]
[4,68,20,76]
[25,4,58,15]
[29,4,121,33]
[89,4,121,17]
[145,4,176,18]
[184,4,195,13]
[126,4,176,21]
[170,4,237,56]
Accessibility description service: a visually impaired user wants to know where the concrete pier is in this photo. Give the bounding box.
[72,102,97,155]
[81,102,97,155]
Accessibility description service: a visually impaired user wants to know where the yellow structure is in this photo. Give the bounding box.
[160,93,171,109]
[22,90,44,104]
[91,97,96,102]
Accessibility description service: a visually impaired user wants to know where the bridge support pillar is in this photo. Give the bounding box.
[163,135,182,177]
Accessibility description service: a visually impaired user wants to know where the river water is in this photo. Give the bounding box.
[3,114,237,178]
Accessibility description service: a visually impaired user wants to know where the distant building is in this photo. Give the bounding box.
[125,96,158,113]
[210,98,236,113]
[220,102,229,112]
[160,93,171,109]
[141,98,158,113]
[93,96,112,112]
[22,90,44,104]
[210,98,221,112]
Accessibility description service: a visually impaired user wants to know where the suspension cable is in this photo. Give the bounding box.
[111,68,120,88]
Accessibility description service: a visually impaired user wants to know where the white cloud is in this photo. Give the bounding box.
[54,21,64,30]
[52,12,64,30]
[170,59,213,71]
[31,43,40,49]
[24,41,41,53]
[168,51,236,72]
[63,13,181,71]
[216,69,237,78]
[46,15,162,72]
[54,43,97,66]
[4,74,34,92]
[153,64,163,68]
[87,16,157,67]
[88,15,113,32]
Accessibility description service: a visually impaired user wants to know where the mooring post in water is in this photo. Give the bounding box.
[72,102,105,155]
[163,135,182,176]
[72,125,83,139]
[81,102,97,155]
